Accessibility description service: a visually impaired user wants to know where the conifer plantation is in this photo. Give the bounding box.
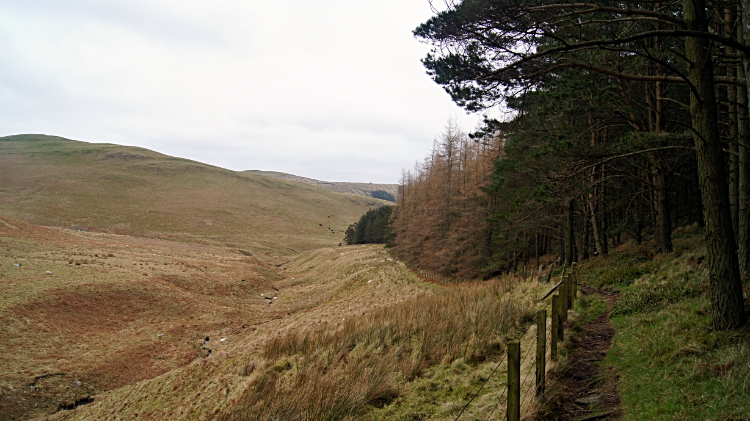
[344,206,394,245]
[389,0,750,330]
[390,121,501,279]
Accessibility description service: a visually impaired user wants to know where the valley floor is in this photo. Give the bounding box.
[0,214,433,420]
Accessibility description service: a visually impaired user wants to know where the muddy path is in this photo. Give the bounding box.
[543,285,622,421]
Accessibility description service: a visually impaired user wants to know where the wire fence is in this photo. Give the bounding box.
[453,263,579,420]
[453,351,509,420]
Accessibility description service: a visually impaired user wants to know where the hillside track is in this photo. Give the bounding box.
[544,285,622,421]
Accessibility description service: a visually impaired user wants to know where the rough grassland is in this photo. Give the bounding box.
[0,134,394,420]
[0,134,386,258]
[0,213,435,420]
[0,214,274,418]
[0,215,552,421]
[2,134,556,421]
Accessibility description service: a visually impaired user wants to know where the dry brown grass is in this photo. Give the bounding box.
[1,210,550,420]
[216,279,539,421]
[0,213,285,419]
[0,135,554,420]
[0,209,440,420]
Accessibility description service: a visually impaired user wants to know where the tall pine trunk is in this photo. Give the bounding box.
[739,2,750,281]
[581,199,590,260]
[566,198,575,264]
[649,153,673,252]
[684,0,746,330]
[726,7,740,240]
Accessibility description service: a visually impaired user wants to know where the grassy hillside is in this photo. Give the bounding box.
[569,227,750,420]
[0,208,545,421]
[0,212,443,420]
[0,134,386,258]
[245,170,399,200]
[0,134,406,420]
[0,214,282,419]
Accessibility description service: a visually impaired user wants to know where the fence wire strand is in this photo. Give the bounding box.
[485,382,508,420]
[454,352,508,421]
[478,322,536,421]
[518,344,536,415]
[514,305,556,419]
[520,334,535,365]
[520,375,535,414]
[460,276,573,421]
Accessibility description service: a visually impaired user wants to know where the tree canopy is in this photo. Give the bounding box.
[401,0,748,330]
[371,190,396,202]
[344,206,394,245]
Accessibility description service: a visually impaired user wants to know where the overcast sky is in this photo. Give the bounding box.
[0,0,493,183]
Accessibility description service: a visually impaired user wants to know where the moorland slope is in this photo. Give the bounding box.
[0,134,386,259]
[0,212,435,420]
[245,170,398,200]
[0,134,403,420]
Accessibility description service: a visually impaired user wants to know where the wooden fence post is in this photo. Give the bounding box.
[551,295,559,360]
[557,293,565,342]
[536,309,546,397]
[508,340,520,421]
[567,273,575,309]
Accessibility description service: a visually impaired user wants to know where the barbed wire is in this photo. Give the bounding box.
[547,327,553,358]
[520,333,535,365]
[520,375,535,414]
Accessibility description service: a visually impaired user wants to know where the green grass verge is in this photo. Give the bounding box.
[574,290,610,324]
[608,298,750,420]
[578,234,750,421]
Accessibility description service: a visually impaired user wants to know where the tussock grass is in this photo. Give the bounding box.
[227,356,398,421]
[55,244,432,421]
[0,213,301,419]
[3,219,549,421]
[612,271,704,316]
[222,279,536,421]
[580,253,655,289]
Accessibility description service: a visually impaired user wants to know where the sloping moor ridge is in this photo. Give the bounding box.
[0,134,409,420]
[0,134,386,257]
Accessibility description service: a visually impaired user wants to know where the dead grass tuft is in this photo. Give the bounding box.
[221,279,534,420]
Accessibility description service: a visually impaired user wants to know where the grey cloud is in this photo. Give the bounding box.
[0,0,226,46]
[0,0,491,183]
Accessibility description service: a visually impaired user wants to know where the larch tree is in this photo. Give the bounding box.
[414,0,747,329]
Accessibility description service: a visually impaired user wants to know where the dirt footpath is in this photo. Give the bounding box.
[543,286,622,421]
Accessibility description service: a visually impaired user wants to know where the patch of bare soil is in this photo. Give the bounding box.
[542,285,622,421]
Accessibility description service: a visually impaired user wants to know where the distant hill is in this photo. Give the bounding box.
[246,170,399,202]
[0,135,388,258]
